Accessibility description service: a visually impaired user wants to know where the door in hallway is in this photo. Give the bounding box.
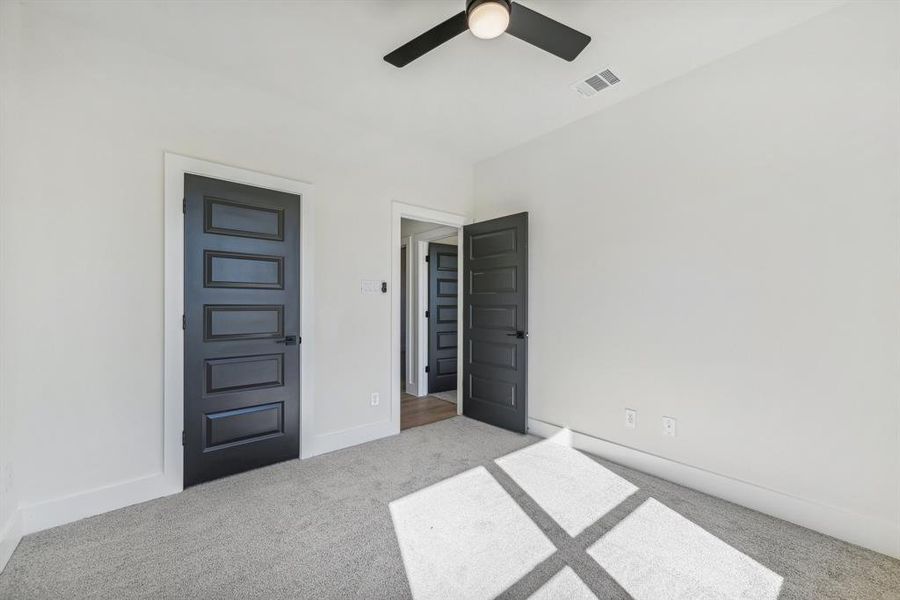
[183,174,301,487]
[427,242,459,393]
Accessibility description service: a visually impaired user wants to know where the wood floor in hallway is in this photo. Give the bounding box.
[401,393,457,430]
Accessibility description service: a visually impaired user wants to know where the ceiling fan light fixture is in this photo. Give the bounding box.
[467,0,511,40]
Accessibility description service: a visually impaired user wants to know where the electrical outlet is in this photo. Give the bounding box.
[624,409,636,429]
[370,392,380,407]
[662,416,677,437]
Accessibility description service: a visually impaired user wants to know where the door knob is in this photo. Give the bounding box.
[506,331,527,339]
[281,335,299,345]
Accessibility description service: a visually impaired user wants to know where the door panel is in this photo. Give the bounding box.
[463,213,528,433]
[204,251,284,289]
[205,197,284,239]
[205,402,284,449]
[184,174,300,487]
[204,354,284,394]
[428,243,458,393]
[203,305,284,341]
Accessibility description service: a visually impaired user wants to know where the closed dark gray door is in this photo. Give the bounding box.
[463,213,528,433]
[184,174,300,487]
[428,243,458,393]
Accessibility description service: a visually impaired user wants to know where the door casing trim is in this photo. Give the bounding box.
[165,153,315,494]
[400,236,415,395]
[392,203,471,432]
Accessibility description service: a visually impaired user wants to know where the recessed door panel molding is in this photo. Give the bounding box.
[437,357,458,376]
[471,266,517,294]
[469,339,517,370]
[436,305,458,324]
[204,402,284,450]
[205,353,284,395]
[436,250,457,270]
[436,278,458,297]
[205,250,284,289]
[469,305,517,331]
[469,227,517,260]
[463,212,528,433]
[469,375,516,409]
[185,174,300,487]
[203,304,284,342]
[204,196,284,240]
[437,331,458,350]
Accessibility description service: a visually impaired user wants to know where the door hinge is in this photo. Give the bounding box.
[181,431,185,446]
[425,365,430,373]
[182,198,186,214]
[182,314,186,330]
[425,255,430,263]
[425,310,429,318]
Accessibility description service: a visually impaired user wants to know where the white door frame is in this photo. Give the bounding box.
[391,203,471,433]
[400,236,414,394]
[164,152,315,493]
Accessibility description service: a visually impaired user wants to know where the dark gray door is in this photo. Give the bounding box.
[462,213,528,433]
[427,243,458,393]
[184,174,300,487]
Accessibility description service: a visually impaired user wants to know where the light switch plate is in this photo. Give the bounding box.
[361,279,382,294]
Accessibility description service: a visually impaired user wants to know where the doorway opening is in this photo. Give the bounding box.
[392,203,529,436]
[399,217,461,430]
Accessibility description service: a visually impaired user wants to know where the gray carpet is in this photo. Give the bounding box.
[0,417,898,599]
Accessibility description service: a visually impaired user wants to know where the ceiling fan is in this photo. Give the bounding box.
[384,0,591,68]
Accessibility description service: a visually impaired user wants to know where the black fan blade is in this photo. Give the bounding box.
[384,11,468,68]
[507,2,591,61]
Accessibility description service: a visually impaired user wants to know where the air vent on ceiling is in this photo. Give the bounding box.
[585,74,608,92]
[572,68,621,98]
[599,69,620,85]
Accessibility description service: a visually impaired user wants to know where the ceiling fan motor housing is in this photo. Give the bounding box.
[466,0,512,16]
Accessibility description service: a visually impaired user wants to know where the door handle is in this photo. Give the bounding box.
[280,335,299,345]
[506,331,527,339]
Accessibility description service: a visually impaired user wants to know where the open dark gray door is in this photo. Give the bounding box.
[427,243,458,393]
[184,174,300,487]
[462,213,528,433]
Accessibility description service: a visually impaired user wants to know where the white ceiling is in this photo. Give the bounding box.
[34,0,843,161]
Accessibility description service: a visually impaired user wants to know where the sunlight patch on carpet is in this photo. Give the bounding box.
[389,466,556,600]
[495,438,638,536]
[587,498,783,600]
[527,566,598,600]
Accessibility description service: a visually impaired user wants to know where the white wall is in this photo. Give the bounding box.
[0,0,24,571]
[475,1,900,557]
[401,218,451,238]
[0,3,472,537]
[431,235,458,246]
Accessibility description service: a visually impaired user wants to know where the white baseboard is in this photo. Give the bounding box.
[528,418,900,559]
[20,473,179,536]
[0,510,22,573]
[307,419,397,457]
[12,421,398,541]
